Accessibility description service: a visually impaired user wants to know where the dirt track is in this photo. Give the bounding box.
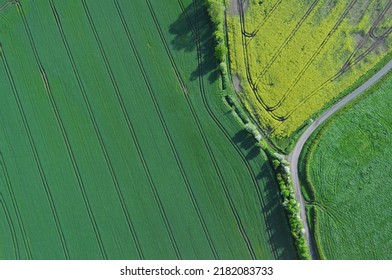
[229,0,248,16]
[288,59,392,259]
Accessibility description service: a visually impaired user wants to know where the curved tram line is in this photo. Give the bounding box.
[240,0,359,115]
[272,0,391,114]
[245,0,284,44]
[191,0,282,259]
[115,0,220,259]
[113,0,261,260]
[289,58,392,259]
[196,0,255,259]
[237,0,283,120]
[0,1,11,13]
[144,0,221,259]
[150,0,276,259]
[272,0,392,131]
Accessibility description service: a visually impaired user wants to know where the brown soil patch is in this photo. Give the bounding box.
[229,0,249,16]
[232,74,242,92]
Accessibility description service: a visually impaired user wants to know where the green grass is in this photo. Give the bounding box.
[301,71,392,259]
[0,0,295,259]
[226,0,392,148]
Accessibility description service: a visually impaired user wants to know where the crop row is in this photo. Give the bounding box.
[0,0,295,259]
[1,42,70,258]
[2,0,174,259]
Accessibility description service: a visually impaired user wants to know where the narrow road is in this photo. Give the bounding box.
[288,59,392,259]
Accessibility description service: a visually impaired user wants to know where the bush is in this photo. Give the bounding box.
[219,62,229,89]
[214,43,227,62]
[259,139,268,150]
[272,159,280,169]
[206,0,229,86]
[219,62,227,75]
[266,151,311,260]
[206,0,224,25]
[214,30,225,43]
[235,107,249,124]
[244,123,262,142]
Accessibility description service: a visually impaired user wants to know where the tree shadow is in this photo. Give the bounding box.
[258,162,297,259]
[246,145,260,161]
[169,0,219,83]
[232,130,297,259]
[170,0,296,260]
[232,129,253,150]
[232,130,263,160]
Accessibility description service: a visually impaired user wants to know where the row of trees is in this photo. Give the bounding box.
[205,0,229,89]
[268,151,311,260]
[241,119,310,259]
[208,0,311,259]
[225,95,250,124]
[240,112,310,259]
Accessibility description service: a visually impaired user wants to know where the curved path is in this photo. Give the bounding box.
[288,59,392,259]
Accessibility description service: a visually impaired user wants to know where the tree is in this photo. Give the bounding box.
[214,43,227,62]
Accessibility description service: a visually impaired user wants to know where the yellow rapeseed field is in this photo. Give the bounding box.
[227,0,392,147]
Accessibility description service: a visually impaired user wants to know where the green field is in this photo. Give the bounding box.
[226,0,392,149]
[0,0,296,259]
[301,72,392,259]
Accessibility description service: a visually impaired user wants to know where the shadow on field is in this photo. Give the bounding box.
[169,0,219,83]
[258,162,297,259]
[233,130,297,259]
[231,130,260,160]
[170,0,296,260]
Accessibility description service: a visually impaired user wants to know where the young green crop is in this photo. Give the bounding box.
[301,72,392,259]
[0,0,295,259]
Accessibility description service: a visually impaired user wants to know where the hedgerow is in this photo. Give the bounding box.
[205,0,229,89]
[239,120,310,259]
[263,149,311,260]
[224,94,249,124]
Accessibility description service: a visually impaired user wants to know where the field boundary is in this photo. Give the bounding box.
[188,0,256,259]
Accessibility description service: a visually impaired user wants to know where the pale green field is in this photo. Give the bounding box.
[301,72,392,259]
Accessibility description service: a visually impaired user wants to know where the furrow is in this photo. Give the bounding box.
[145,0,219,259]
[112,0,183,259]
[0,152,31,259]
[0,44,70,259]
[194,0,262,259]
[79,0,145,259]
[0,192,19,259]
